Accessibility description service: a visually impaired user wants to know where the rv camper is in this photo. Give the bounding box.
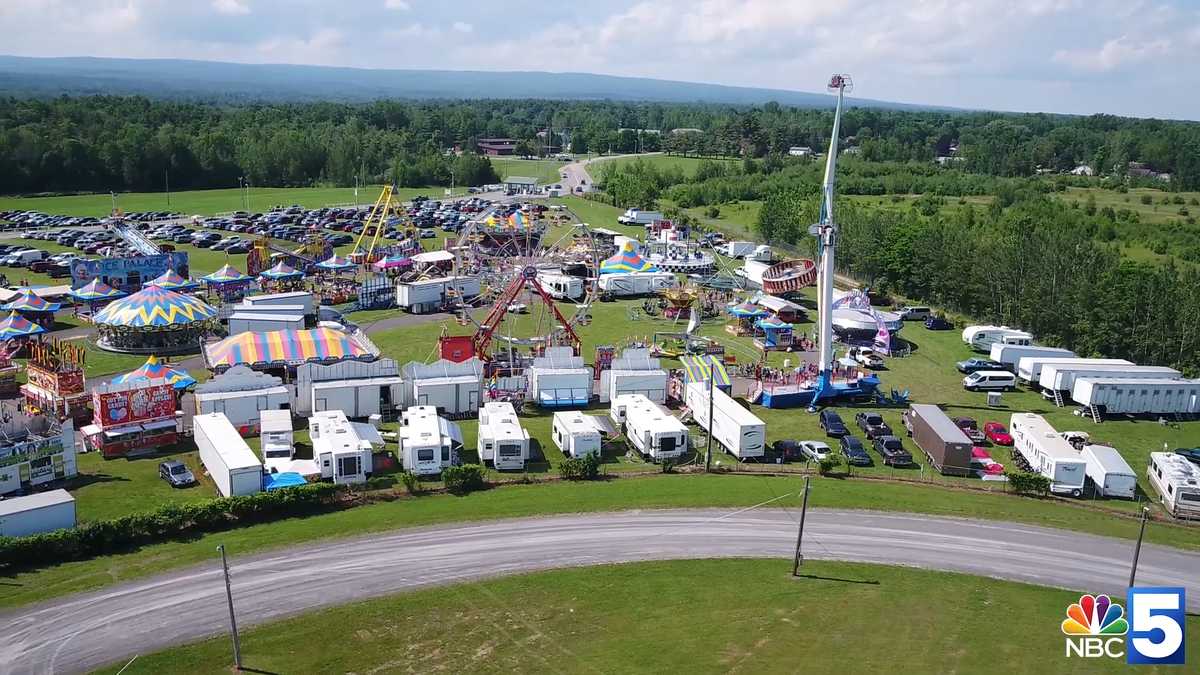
[962,326,1033,353]
[1147,452,1200,519]
[395,276,481,314]
[259,409,295,473]
[398,405,462,476]
[194,413,263,497]
[537,272,585,301]
[988,344,1075,372]
[1071,377,1200,416]
[308,410,374,485]
[551,411,603,458]
[1009,413,1086,497]
[1016,357,1133,384]
[684,381,765,460]
[596,271,678,297]
[1079,444,1137,499]
[611,394,688,462]
[477,402,531,471]
[904,403,973,476]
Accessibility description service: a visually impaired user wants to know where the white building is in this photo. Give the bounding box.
[193,366,292,434]
[598,348,668,403]
[527,346,592,408]
[295,358,403,418]
[402,358,484,415]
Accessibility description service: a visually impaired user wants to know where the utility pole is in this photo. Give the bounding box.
[791,476,812,576]
[238,177,245,211]
[1128,506,1150,587]
[449,168,455,197]
[109,191,118,217]
[354,174,359,205]
[704,359,715,472]
[165,169,170,207]
[217,545,243,670]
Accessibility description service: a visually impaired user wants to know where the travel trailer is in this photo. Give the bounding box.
[1146,452,1200,519]
[962,326,1032,352]
[308,410,374,485]
[259,409,295,473]
[596,271,678,297]
[551,411,603,458]
[476,402,531,471]
[398,406,462,476]
[537,272,585,301]
[1009,413,1086,497]
[616,395,688,462]
[684,381,765,460]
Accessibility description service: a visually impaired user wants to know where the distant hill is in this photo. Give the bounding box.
[0,55,940,109]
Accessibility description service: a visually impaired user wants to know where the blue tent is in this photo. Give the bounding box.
[263,472,307,491]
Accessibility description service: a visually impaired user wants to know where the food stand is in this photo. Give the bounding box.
[20,340,90,423]
[81,379,180,458]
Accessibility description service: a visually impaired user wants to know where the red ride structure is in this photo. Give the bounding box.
[471,265,581,364]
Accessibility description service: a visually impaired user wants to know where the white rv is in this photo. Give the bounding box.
[398,406,461,476]
[684,381,765,460]
[551,411,602,458]
[1147,452,1200,519]
[395,276,482,314]
[1016,357,1133,384]
[597,271,678,297]
[477,402,531,471]
[1079,444,1137,499]
[259,409,295,473]
[1071,377,1200,416]
[1009,413,1086,497]
[308,410,374,485]
[193,413,263,497]
[537,272,585,301]
[1039,364,1181,394]
[962,325,1032,352]
[612,394,688,462]
[988,344,1075,371]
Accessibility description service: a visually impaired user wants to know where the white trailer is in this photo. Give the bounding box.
[310,377,403,419]
[1039,364,1181,393]
[537,272,585,301]
[0,490,75,537]
[477,401,531,470]
[617,208,663,225]
[719,241,757,258]
[194,412,263,497]
[1008,413,1086,497]
[962,326,1032,352]
[601,369,668,404]
[399,406,461,476]
[259,409,294,473]
[1016,357,1132,383]
[1079,444,1137,499]
[243,291,315,316]
[684,381,765,460]
[227,312,305,335]
[1147,452,1200,519]
[527,349,592,408]
[308,410,373,485]
[988,344,1075,371]
[403,359,484,415]
[613,394,688,462]
[597,272,678,297]
[395,276,481,313]
[551,411,602,458]
[194,384,292,434]
[1071,377,1200,416]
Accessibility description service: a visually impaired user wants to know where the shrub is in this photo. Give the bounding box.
[559,453,601,480]
[398,470,421,495]
[706,205,721,218]
[364,475,397,491]
[1140,194,1153,205]
[1005,470,1051,495]
[442,464,487,495]
[818,453,843,475]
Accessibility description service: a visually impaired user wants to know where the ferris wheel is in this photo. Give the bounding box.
[451,205,601,368]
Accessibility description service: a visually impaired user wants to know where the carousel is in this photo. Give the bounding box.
[92,285,218,354]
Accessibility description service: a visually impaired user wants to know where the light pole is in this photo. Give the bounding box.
[217,545,242,670]
[109,191,118,217]
[165,169,170,207]
[238,177,245,211]
[791,476,812,576]
[354,174,359,205]
[1128,507,1150,587]
[704,359,715,472]
[449,168,455,197]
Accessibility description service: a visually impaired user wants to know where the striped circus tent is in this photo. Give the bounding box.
[258,261,303,280]
[205,327,373,369]
[69,279,127,302]
[201,264,252,285]
[2,289,61,313]
[93,285,217,329]
[146,269,200,292]
[678,354,731,389]
[112,355,197,390]
[599,242,659,275]
[315,254,355,272]
[755,315,793,330]
[0,311,46,341]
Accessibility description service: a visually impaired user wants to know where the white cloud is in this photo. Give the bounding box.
[1053,36,1173,72]
[451,21,473,33]
[212,0,251,16]
[384,0,410,10]
[257,27,346,64]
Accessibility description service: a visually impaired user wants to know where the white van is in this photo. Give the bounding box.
[3,249,47,266]
[963,370,1016,391]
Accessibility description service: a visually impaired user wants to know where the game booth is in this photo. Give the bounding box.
[81,379,180,458]
[92,285,218,354]
[20,340,90,423]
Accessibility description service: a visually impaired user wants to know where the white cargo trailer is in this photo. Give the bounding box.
[243,291,315,316]
[194,412,263,497]
[551,411,602,458]
[602,370,668,404]
[612,394,688,462]
[1039,364,1181,393]
[259,409,295,473]
[403,359,484,414]
[719,241,757,258]
[685,381,765,460]
[596,272,678,297]
[1079,444,1137,499]
[0,489,75,537]
[962,325,1032,352]
[988,344,1075,371]
[1016,357,1132,383]
[1009,413,1086,497]
[537,272,585,301]
[227,312,305,335]
[477,401,531,470]
[1071,377,1200,416]
[1147,452,1200,519]
[395,276,481,313]
[308,410,373,485]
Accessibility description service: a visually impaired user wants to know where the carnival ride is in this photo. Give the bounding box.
[660,285,699,320]
[352,183,407,264]
[760,258,818,296]
[246,233,334,277]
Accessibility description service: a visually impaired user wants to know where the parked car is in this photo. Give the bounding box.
[956,357,1004,374]
[898,306,932,321]
[158,459,196,488]
[953,417,986,443]
[924,314,953,330]
[983,421,1013,446]
[873,435,913,466]
[771,439,805,462]
[962,370,1016,392]
[819,409,848,437]
[839,435,872,466]
[798,441,831,461]
[854,412,893,439]
[847,347,884,369]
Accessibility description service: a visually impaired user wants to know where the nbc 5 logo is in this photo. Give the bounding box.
[1127,588,1186,665]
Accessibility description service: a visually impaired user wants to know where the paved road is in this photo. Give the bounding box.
[3,508,1197,674]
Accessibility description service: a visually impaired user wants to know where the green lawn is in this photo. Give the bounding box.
[96,558,1200,675]
[491,157,568,185]
[599,153,739,177]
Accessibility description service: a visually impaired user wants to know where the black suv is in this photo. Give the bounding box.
[854,412,893,439]
[839,435,872,466]
[819,410,848,437]
[872,435,913,466]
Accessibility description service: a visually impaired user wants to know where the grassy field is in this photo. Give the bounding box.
[599,153,739,177]
[96,558,1199,675]
[492,157,568,185]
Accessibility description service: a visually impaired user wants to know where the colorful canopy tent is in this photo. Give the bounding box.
[258,261,303,281]
[2,289,62,313]
[146,269,200,292]
[69,279,127,303]
[111,355,197,390]
[599,242,659,274]
[372,255,412,271]
[0,311,46,341]
[201,264,253,285]
[755,315,793,330]
[727,302,768,319]
[93,285,218,329]
[755,314,794,349]
[205,326,373,370]
[315,254,355,272]
[678,354,732,391]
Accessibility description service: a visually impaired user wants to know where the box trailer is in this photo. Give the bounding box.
[613,394,688,462]
[194,384,292,434]
[1071,377,1200,415]
[962,325,1032,352]
[259,409,295,473]
[243,291,315,316]
[1039,364,1181,394]
[0,489,75,538]
[1079,444,1137,499]
[310,377,403,419]
[601,369,668,404]
[904,403,973,476]
[617,208,663,225]
[528,367,591,408]
[1016,357,1132,383]
[194,412,263,497]
[395,276,481,313]
[988,344,1075,371]
[410,374,481,414]
[308,410,373,485]
[537,272,585,301]
[399,406,461,475]
[719,241,757,259]
[477,401,531,470]
[684,381,765,460]
[551,411,603,458]
[227,312,305,335]
[1147,452,1200,519]
[1009,413,1086,497]
[596,272,678,297]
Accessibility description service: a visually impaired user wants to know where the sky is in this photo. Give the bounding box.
[2,0,1199,118]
